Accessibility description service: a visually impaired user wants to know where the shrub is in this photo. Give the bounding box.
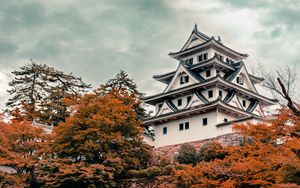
[197,142,226,162]
[128,166,161,179]
[176,144,197,165]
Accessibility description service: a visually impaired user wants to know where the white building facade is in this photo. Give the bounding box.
[142,25,277,148]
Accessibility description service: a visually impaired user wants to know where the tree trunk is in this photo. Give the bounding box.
[277,78,300,117]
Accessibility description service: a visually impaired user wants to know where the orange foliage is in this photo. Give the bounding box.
[0,119,49,174]
[172,107,300,187]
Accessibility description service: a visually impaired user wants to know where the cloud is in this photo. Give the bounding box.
[0,0,299,110]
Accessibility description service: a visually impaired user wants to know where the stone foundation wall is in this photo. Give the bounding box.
[153,133,243,161]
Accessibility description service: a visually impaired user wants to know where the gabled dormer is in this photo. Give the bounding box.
[163,62,204,93]
[156,100,177,116]
[224,62,258,93]
[186,92,208,108]
[169,26,248,61]
[181,24,210,51]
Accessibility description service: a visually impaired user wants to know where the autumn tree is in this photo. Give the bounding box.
[98,70,153,137]
[0,118,49,187]
[47,88,152,183]
[6,60,90,125]
[171,106,300,187]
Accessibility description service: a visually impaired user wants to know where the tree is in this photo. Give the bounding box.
[34,159,114,188]
[172,106,300,187]
[98,70,147,118]
[0,118,49,187]
[98,70,153,137]
[197,142,226,162]
[176,144,197,165]
[6,60,90,125]
[50,89,152,179]
[257,63,300,116]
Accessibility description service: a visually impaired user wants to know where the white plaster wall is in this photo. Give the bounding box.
[181,49,212,65]
[156,102,163,113]
[153,110,263,147]
[143,134,155,146]
[201,87,219,102]
[199,67,217,79]
[0,165,16,174]
[168,72,197,91]
[187,38,205,49]
[216,111,236,124]
[237,95,251,110]
[171,95,192,109]
[211,49,236,62]
[218,88,228,100]
[154,111,220,147]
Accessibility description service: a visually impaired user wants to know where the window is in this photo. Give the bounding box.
[203,53,208,60]
[219,90,223,98]
[158,103,163,111]
[220,55,224,61]
[177,98,182,106]
[216,70,220,74]
[224,118,228,122]
[179,123,184,131]
[180,75,189,84]
[206,70,211,77]
[185,58,193,64]
[237,76,244,85]
[203,118,208,126]
[198,55,203,62]
[208,90,213,98]
[242,100,246,107]
[163,127,167,134]
[187,96,192,104]
[185,122,189,130]
[198,53,208,62]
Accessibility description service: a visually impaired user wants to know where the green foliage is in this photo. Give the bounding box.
[197,142,226,162]
[6,60,90,125]
[176,144,197,165]
[128,166,161,179]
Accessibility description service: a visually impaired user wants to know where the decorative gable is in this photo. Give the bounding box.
[156,100,177,116]
[186,92,207,108]
[228,94,242,109]
[180,24,210,51]
[183,34,206,50]
[163,63,202,93]
[229,63,257,92]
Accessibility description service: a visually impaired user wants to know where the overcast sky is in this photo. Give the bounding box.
[0,0,299,110]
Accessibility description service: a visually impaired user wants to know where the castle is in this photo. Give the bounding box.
[142,25,277,148]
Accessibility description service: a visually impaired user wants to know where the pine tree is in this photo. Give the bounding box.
[97,70,154,137]
[6,61,50,121]
[6,60,91,125]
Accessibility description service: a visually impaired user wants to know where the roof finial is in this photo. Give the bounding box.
[194,23,198,31]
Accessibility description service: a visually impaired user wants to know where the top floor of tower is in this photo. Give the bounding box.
[168,24,248,65]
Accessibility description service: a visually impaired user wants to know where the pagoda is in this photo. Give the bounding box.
[142,25,277,148]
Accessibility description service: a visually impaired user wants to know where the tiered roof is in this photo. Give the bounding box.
[142,25,277,125]
[169,24,248,60]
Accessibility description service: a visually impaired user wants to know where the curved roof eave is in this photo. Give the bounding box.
[169,38,248,60]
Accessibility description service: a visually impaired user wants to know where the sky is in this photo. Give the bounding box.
[0,0,299,110]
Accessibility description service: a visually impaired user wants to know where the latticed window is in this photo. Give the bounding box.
[180,75,189,84]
